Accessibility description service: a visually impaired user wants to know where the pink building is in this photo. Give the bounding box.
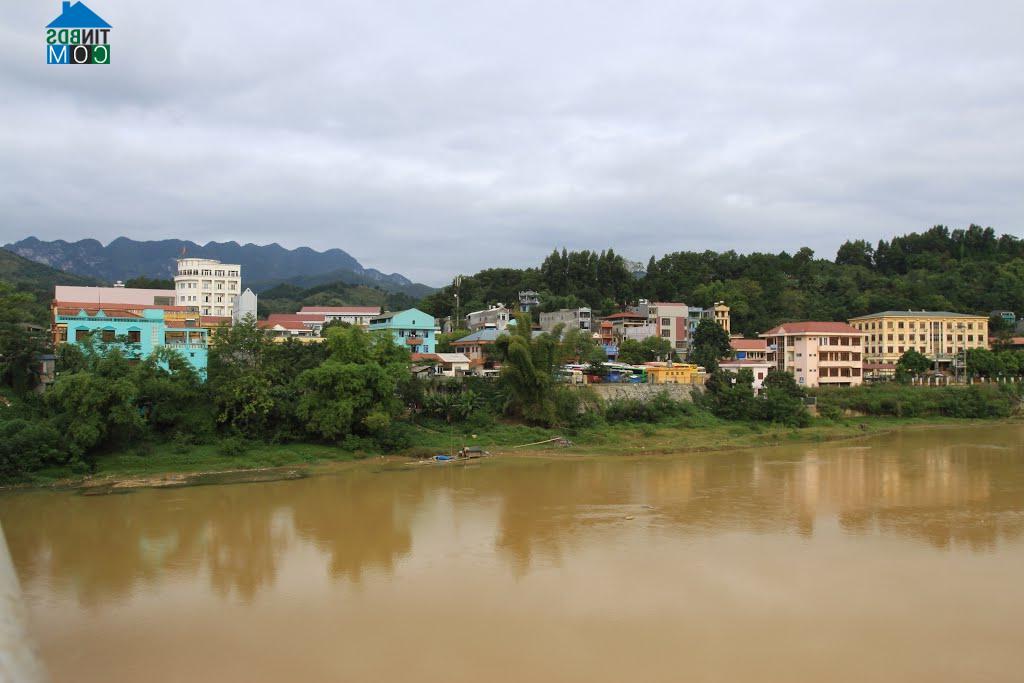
[760,322,864,388]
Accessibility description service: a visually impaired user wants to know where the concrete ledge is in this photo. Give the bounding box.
[572,383,701,404]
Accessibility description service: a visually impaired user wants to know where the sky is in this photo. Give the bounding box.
[1,1,1022,285]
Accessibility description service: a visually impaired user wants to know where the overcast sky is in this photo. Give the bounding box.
[1,1,1022,284]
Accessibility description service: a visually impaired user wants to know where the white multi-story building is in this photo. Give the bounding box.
[174,258,242,317]
[465,304,511,331]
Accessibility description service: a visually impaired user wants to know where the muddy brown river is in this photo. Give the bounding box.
[2,424,1023,682]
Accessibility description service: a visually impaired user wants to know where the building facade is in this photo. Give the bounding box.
[848,310,988,368]
[729,338,767,360]
[369,308,437,354]
[54,285,178,308]
[174,258,242,317]
[232,288,258,325]
[645,362,703,385]
[465,304,511,331]
[628,300,731,357]
[538,307,592,333]
[719,359,773,394]
[299,306,380,327]
[760,322,863,388]
[54,304,209,374]
[518,291,540,313]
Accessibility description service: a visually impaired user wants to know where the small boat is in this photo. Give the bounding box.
[433,455,453,462]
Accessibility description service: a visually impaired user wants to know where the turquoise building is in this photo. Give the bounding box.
[369,308,437,354]
[54,306,210,376]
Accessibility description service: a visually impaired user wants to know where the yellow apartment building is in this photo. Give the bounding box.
[848,310,988,367]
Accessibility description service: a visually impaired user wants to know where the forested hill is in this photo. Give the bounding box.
[419,225,1024,337]
[0,248,102,321]
[257,281,419,317]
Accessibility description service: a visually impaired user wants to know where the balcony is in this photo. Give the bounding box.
[405,337,424,345]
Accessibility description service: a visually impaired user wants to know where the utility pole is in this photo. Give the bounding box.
[453,275,462,330]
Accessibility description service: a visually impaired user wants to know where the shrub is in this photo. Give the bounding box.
[0,418,66,480]
[216,436,251,457]
[605,392,696,423]
[813,383,1021,419]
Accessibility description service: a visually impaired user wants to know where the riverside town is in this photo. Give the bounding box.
[3,2,1024,681]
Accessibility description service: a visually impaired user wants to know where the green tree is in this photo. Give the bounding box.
[965,348,1001,378]
[493,314,565,425]
[759,371,810,426]
[294,326,410,442]
[45,347,145,464]
[123,276,174,289]
[896,349,932,381]
[0,282,49,393]
[691,318,732,372]
[207,316,277,438]
[617,336,672,365]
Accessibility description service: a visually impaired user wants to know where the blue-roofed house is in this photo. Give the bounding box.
[47,1,111,28]
[369,308,437,354]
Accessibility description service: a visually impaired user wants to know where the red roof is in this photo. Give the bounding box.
[730,338,767,351]
[761,322,860,336]
[603,312,647,320]
[55,301,192,313]
[300,306,380,314]
[265,313,325,323]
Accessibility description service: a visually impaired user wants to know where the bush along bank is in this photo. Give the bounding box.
[811,382,1024,419]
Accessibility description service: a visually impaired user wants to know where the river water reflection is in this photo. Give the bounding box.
[2,424,1024,682]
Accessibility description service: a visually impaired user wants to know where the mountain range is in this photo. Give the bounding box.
[4,237,434,297]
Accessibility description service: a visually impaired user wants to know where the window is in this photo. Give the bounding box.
[75,328,90,341]
[128,330,141,343]
[101,329,115,342]
[661,330,671,338]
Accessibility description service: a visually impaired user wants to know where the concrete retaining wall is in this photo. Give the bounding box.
[571,383,701,404]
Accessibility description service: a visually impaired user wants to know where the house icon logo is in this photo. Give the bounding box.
[46,1,111,65]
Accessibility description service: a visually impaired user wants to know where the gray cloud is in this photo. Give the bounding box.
[1,0,1022,284]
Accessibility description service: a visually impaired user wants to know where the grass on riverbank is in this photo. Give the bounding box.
[17,414,1003,488]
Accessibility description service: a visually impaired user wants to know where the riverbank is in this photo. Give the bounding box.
[9,416,1016,492]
